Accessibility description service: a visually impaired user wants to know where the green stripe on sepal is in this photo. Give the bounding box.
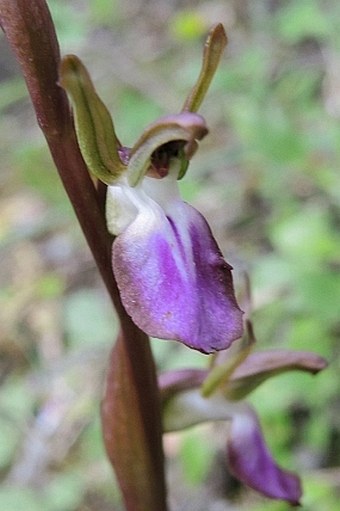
[59,55,125,184]
[201,320,255,398]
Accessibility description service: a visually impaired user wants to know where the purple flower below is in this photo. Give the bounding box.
[159,347,327,504]
[228,409,302,505]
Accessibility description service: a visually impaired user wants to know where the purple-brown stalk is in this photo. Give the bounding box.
[0,1,168,509]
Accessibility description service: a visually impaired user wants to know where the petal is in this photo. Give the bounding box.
[227,409,302,505]
[108,178,243,353]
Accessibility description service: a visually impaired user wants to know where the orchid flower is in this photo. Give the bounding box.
[60,24,243,353]
[159,320,328,505]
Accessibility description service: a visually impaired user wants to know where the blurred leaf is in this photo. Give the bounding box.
[286,315,331,358]
[303,474,339,510]
[276,0,331,43]
[270,207,339,264]
[0,378,35,419]
[44,472,83,511]
[307,411,330,452]
[178,179,201,203]
[254,107,305,164]
[0,420,20,469]
[294,269,340,321]
[151,337,207,371]
[275,69,321,105]
[63,289,117,347]
[179,427,215,484]
[48,0,88,48]
[36,274,64,299]
[0,78,27,111]
[170,11,206,41]
[15,145,69,208]
[0,487,47,511]
[115,90,164,146]
[90,0,119,26]
[220,46,270,97]
[251,500,292,511]
[80,416,107,460]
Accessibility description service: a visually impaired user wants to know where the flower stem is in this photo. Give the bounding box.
[102,327,167,511]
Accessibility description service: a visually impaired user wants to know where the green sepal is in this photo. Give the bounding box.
[201,320,256,398]
[181,23,227,113]
[224,350,328,401]
[59,55,125,184]
[176,23,227,180]
[177,151,189,180]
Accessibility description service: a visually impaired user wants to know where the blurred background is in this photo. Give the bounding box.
[0,0,340,510]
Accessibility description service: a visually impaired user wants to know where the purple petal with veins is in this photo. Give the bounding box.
[227,409,302,505]
[108,177,243,353]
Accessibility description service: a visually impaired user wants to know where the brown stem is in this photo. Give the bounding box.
[0,1,167,509]
[102,326,167,511]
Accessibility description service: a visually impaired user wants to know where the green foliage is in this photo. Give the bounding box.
[170,11,206,41]
[179,427,215,485]
[48,0,88,48]
[15,144,71,208]
[115,89,164,145]
[275,0,332,43]
[63,289,118,347]
[0,78,27,111]
[0,487,48,511]
[90,0,119,26]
